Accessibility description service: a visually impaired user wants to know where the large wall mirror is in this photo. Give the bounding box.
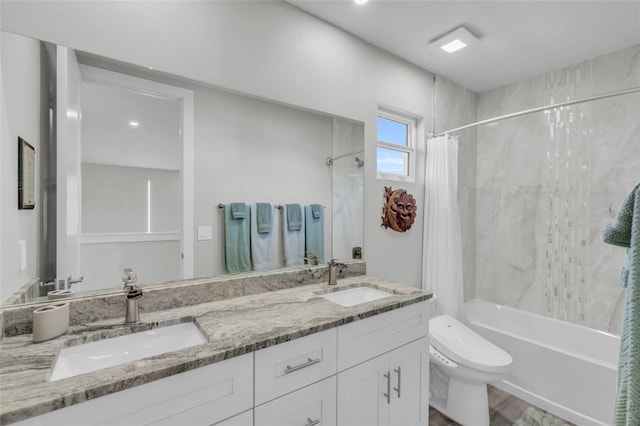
[1,30,364,307]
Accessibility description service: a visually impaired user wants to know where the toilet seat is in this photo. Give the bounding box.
[429,314,512,374]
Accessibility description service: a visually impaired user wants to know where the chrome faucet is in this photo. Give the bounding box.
[123,268,143,323]
[328,259,347,285]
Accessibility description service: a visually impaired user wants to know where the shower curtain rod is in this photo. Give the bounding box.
[436,86,640,137]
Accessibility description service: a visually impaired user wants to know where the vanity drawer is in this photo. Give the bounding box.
[255,376,336,426]
[337,301,430,371]
[255,327,337,405]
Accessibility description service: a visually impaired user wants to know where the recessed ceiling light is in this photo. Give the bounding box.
[441,39,467,53]
[430,26,479,54]
[129,121,140,127]
[354,0,369,5]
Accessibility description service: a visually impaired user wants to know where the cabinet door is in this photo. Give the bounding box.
[255,377,336,426]
[388,337,428,426]
[336,354,389,426]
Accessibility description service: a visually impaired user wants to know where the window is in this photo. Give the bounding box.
[376,109,416,181]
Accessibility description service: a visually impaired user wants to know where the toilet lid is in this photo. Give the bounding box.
[429,314,513,374]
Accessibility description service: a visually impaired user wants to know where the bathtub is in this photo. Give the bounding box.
[464,299,619,426]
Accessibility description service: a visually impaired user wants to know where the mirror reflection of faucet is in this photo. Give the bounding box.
[304,252,319,266]
[328,259,347,285]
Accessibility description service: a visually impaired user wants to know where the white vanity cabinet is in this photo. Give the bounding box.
[336,302,430,426]
[12,299,433,426]
[254,328,337,406]
[14,352,254,426]
[254,377,337,426]
[214,410,254,426]
[254,328,337,426]
[336,338,428,426]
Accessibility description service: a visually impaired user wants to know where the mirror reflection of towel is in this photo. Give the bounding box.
[251,203,274,271]
[305,205,324,263]
[285,203,302,231]
[230,202,247,220]
[256,202,272,234]
[283,205,305,266]
[224,204,250,273]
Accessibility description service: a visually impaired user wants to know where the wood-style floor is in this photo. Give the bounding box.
[428,385,577,426]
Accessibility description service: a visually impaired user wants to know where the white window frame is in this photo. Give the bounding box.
[376,108,416,182]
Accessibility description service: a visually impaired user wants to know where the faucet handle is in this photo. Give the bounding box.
[122,268,137,287]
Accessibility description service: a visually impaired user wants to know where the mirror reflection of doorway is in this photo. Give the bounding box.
[77,66,191,292]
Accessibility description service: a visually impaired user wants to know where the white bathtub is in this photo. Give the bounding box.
[464,299,619,426]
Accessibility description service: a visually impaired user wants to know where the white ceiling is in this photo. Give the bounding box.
[289,0,640,92]
[81,80,181,170]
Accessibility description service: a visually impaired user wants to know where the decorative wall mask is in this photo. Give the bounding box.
[381,186,417,232]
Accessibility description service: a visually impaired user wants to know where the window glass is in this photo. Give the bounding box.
[377,147,408,175]
[377,117,407,146]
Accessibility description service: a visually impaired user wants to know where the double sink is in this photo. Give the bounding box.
[49,285,392,381]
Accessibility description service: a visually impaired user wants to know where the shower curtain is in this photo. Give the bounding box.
[422,134,464,319]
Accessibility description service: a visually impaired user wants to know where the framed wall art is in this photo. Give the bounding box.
[18,137,35,209]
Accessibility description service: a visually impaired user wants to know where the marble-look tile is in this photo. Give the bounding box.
[332,117,364,262]
[474,44,639,334]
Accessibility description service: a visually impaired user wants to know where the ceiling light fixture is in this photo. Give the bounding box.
[129,121,140,127]
[430,26,479,54]
[354,0,369,5]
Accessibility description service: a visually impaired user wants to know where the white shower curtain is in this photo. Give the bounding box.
[422,134,464,320]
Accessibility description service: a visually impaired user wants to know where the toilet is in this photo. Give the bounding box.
[428,314,513,426]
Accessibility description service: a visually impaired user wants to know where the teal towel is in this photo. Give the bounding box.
[224,204,251,273]
[256,203,272,234]
[286,204,302,231]
[230,202,246,220]
[602,182,640,425]
[311,204,322,219]
[305,205,324,263]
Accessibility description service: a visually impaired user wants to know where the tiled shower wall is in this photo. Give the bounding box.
[474,44,640,334]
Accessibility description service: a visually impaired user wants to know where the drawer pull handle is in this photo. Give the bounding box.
[285,357,320,374]
[383,371,391,404]
[305,418,320,426]
[394,366,402,398]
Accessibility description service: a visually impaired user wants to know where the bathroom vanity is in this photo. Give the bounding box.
[0,274,433,425]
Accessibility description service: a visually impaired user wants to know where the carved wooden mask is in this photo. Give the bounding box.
[381,186,417,232]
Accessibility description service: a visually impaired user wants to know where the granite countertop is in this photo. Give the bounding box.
[0,275,432,425]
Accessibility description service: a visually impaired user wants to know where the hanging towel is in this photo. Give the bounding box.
[305,205,324,263]
[283,204,305,267]
[601,182,640,426]
[285,203,303,231]
[224,203,251,273]
[256,202,273,234]
[251,203,275,271]
[311,203,322,219]
[230,202,247,219]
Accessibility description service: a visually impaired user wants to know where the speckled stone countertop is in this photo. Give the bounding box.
[0,275,431,425]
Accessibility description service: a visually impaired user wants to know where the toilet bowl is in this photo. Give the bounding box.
[429,314,512,426]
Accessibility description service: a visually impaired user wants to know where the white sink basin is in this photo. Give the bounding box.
[50,322,206,381]
[320,286,392,307]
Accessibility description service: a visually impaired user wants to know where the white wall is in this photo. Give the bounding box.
[1,1,436,289]
[0,32,45,300]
